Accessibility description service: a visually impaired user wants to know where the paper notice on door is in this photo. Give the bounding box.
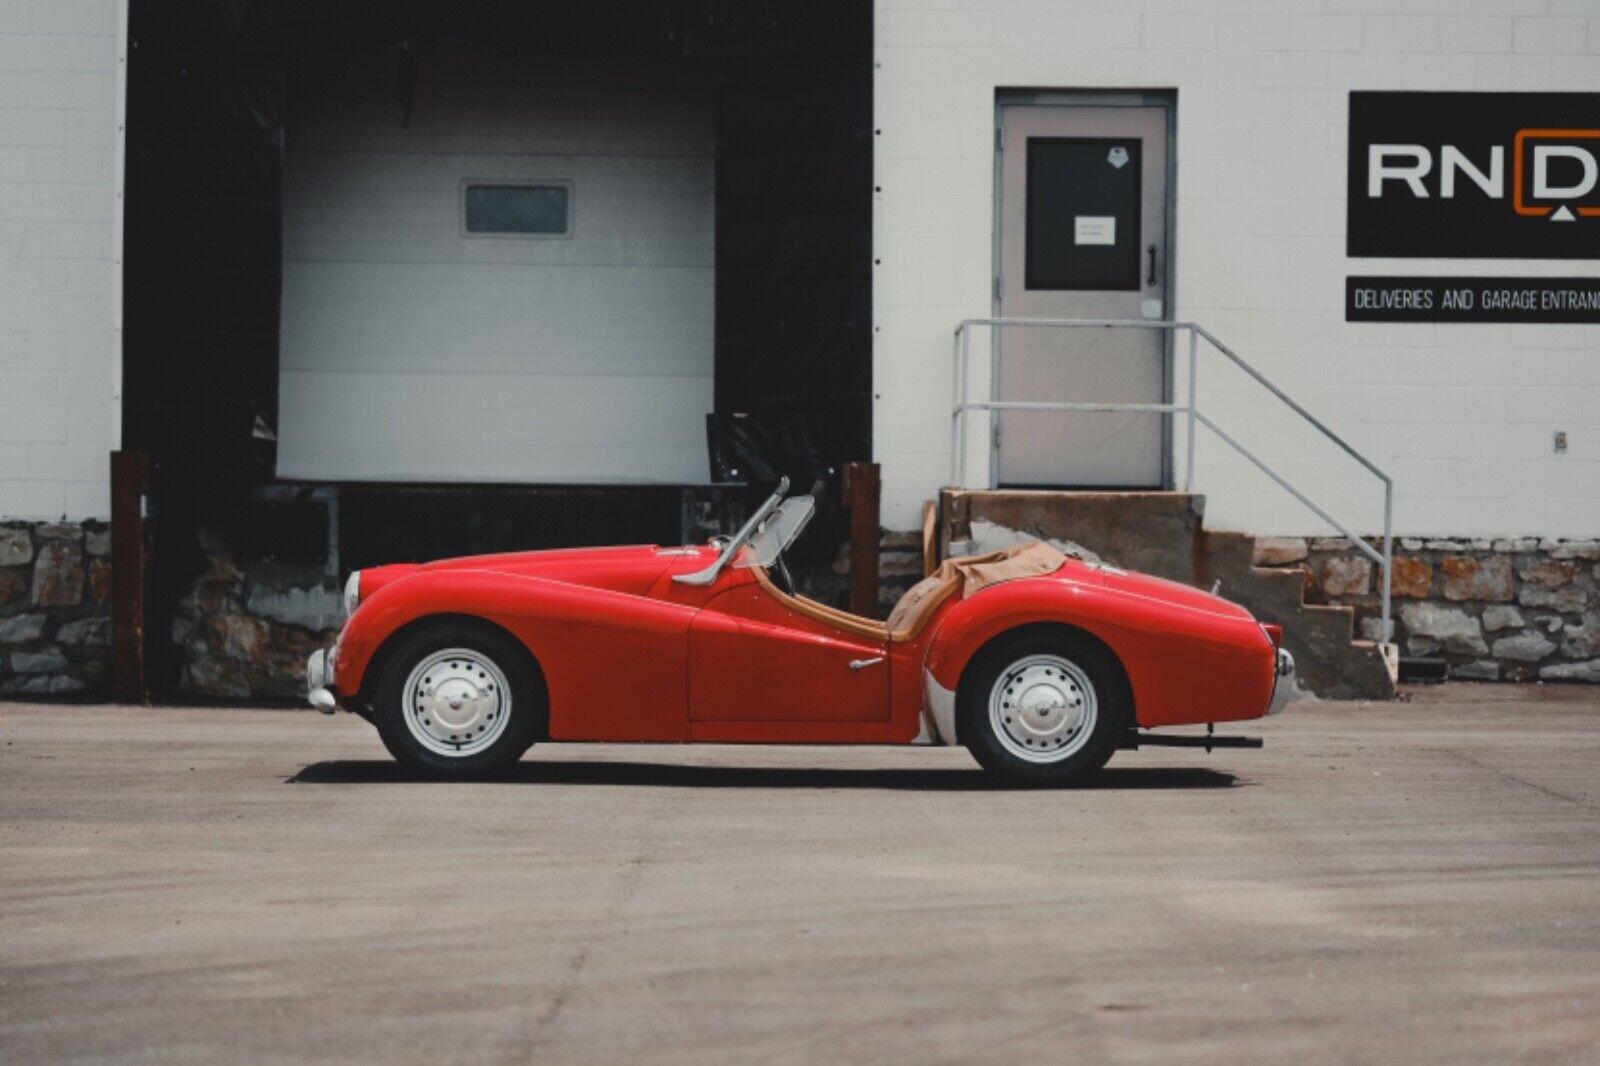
[1074,216,1116,246]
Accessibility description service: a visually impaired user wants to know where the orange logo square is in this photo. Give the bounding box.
[1512,128,1600,218]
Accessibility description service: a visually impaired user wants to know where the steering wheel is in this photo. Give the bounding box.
[770,550,797,597]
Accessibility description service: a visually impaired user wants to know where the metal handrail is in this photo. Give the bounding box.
[950,318,1395,643]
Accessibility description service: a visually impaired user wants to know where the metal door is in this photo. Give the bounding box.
[995,100,1170,487]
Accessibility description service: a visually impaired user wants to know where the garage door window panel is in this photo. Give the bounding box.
[463,181,573,238]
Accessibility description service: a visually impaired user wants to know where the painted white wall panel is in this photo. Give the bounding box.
[874,0,1600,538]
[277,56,714,484]
[0,2,119,520]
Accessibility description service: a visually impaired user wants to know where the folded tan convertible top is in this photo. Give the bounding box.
[884,541,1069,639]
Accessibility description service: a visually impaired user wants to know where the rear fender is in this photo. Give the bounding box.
[923,578,1275,728]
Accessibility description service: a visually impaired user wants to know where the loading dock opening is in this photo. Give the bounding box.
[121,0,873,699]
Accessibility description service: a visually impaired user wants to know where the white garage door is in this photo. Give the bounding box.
[277,56,714,484]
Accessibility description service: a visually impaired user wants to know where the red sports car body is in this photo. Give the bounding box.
[309,481,1292,783]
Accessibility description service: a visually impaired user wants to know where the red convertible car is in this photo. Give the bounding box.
[308,479,1292,784]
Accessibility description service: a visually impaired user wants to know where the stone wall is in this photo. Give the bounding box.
[0,521,113,698]
[173,531,343,702]
[0,517,338,703]
[18,514,1589,702]
[1256,536,1600,683]
[824,530,925,619]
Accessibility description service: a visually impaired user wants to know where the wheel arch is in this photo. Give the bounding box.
[951,621,1135,741]
[358,612,550,738]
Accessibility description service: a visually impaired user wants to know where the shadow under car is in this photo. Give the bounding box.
[288,760,1240,791]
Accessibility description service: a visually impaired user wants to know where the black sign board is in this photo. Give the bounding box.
[1348,92,1600,259]
[1346,276,1600,323]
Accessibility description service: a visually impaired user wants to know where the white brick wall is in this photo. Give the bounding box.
[875,0,1600,539]
[0,0,119,521]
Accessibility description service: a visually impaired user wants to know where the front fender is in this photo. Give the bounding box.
[332,568,696,741]
[334,569,565,697]
[922,577,1275,729]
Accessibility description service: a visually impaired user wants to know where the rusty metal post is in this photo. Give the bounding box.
[920,500,938,577]
[110,451,150,703]
[841,462,880,618]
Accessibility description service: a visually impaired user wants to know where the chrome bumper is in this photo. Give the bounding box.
[307,646,337,714]
[1266,648,1295,716]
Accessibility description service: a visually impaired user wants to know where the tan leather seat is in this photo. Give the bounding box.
[752,541,1069,644]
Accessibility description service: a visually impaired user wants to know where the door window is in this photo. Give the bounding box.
[1025,138,1142,291]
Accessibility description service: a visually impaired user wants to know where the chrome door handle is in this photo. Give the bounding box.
[848,657,884,671]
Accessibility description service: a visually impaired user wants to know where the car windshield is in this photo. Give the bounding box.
[737,496,815,570]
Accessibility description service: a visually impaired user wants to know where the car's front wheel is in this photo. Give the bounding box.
[372,619,542,777]
[958,629,1129,785]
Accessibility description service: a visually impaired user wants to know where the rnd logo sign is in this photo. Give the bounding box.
[1369,132,1598,221]
[1349,92,1600,259]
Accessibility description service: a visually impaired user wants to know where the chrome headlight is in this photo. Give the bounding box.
[343,570,362,617]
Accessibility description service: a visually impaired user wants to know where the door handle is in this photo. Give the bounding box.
[848,657,884,671]
[1146,245,1158,287]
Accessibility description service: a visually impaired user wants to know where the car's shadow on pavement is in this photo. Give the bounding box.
[288,760,1240,791]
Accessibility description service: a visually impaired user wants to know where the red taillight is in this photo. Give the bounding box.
[1262,624,1283,649]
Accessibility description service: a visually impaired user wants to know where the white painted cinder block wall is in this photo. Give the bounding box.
[873,0,1600,538]
[0,0,121,520]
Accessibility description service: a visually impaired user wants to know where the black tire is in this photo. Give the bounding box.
[958,628,1129,786]
[371,618,543,777]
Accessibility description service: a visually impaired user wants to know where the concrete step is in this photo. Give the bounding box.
[1235,567,1308,618]
[1207,547,1392,697]
[1200,529,1256,575]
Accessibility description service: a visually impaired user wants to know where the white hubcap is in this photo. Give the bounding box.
[988,653,1097,763]
[402,648,513,757]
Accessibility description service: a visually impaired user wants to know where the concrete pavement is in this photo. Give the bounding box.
[2,684,1598,1064]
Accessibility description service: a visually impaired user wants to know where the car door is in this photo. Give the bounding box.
[687,578,890,722]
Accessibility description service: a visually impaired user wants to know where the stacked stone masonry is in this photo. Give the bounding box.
[175,531,343,701]
[1254,536,1600,684]
[830,530,925,619]
[11,519,1593,701]
[0,521,113,698]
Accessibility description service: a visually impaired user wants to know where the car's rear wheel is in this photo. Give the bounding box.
[959,629,1128,785]
[372,619,542,777]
